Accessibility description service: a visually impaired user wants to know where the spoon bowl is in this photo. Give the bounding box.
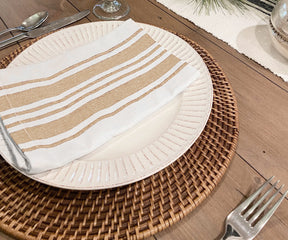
[0,11,48,37]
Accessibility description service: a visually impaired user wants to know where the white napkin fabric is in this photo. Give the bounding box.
[0,19,199,174]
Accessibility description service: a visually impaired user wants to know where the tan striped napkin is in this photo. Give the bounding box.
[0,19,199,174]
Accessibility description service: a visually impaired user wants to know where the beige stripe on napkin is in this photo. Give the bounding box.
[0,31,151,112]
[22,61,187,152]
[5,45,163,128]
[12,54,182,149]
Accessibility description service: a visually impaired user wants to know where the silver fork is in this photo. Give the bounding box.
[220,176,288,240]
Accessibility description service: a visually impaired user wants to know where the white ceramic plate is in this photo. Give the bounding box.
[0,21,213,190]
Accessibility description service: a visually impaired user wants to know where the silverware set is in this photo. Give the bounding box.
[0,11,48,36]
[0,9,90,49]
[0,0,131,49]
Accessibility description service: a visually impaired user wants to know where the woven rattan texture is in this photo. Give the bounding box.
[0,34,239,240]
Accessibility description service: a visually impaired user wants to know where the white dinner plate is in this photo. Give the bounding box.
[0,21,213,190]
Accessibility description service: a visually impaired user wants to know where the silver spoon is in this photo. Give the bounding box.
[0,11,48,36]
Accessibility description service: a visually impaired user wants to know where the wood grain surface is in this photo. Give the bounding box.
[0,0,287,239]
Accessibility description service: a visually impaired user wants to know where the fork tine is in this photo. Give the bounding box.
[243,180,279,219]
[249,184,284,224]
[255,189,288,229]
[237,176,274,211]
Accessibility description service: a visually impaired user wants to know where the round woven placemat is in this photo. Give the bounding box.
[0,33,239,240]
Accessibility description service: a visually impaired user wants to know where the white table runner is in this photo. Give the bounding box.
[156,0,288,82]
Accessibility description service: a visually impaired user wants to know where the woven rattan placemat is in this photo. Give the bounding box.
[0,33,239,240]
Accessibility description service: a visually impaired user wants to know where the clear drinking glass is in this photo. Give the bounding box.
[93,0,130,20]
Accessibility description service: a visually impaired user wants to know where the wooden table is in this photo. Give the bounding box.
[0,0,287,239]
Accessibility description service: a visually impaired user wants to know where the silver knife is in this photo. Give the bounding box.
[0,9,90,49]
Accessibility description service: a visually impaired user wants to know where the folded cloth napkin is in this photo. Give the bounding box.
[0,19,199,174]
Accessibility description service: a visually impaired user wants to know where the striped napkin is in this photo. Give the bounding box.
[0,19,199,174]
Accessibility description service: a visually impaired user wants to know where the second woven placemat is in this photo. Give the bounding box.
[0,34,239,240]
